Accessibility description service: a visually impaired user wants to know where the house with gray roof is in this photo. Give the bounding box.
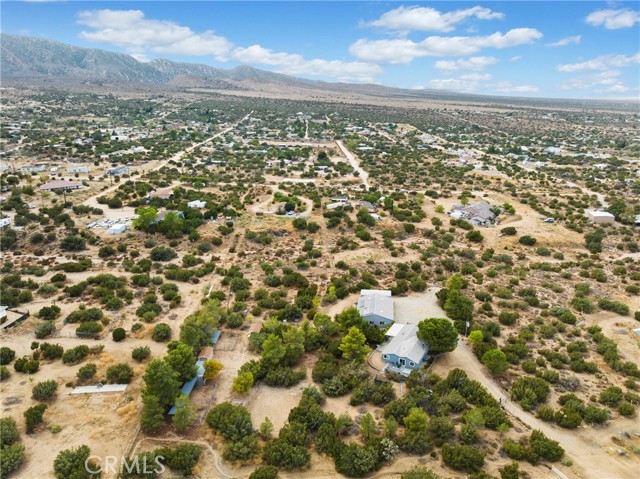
[449,201,497,226]
[381,324,429,376]
[357,290,394,327]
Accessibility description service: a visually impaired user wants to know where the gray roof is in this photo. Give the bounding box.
[358,292,394,321]
[454,201,495,222]
[381,324,428,364]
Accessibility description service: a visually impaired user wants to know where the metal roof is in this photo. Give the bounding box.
[358,291,394,321]
[381,324,428,365]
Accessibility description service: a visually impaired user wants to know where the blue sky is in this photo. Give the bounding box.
[2,1,639,98]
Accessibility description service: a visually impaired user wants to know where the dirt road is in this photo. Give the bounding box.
[81,113,253,211]
[335,140,371,190]
[434,339,636,479]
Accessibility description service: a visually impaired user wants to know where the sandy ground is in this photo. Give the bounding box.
[394,288,447,324]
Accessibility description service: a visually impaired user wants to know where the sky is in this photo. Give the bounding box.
[1,1,639,99]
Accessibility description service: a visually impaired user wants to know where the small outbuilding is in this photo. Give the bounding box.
[188,200,207,209]
[108,224,127,235]
[586,210,615,224]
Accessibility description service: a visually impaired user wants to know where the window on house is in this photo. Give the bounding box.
[382,354,387,359]
[399,359,405,366]
[410,362,415,366]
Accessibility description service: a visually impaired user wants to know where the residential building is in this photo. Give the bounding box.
[381,324,429,377]
[357,290,394,327]
[586,210,615,224]
[39,180,83,192]
[108,224,127,235]
[188,200,207,209]
[67,166,89,174]
[449,201,497,226]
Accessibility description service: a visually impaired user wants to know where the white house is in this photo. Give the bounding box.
[586,211,615,224]
[357,290,394,327]
[0,217,12,228]
[108,224,127,235]
[188,200,207,209]
[67,166,90,174]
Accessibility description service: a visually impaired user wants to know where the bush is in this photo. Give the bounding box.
[0,417,20,447]
[599,386,623,406]
[112,328,126,342]
[37,305,61,321]
[106,363,134,384]
[0,443,24,477]
[32,380,58,400]
[530,430,564,462]
[77,363,97,381]
[441,443,485,472]
[598,299,630,316]
[150,246,177,261]
[35,321,56,339]
[618,402,636,417]
[40,343,64,360]
[511,376,550,410]
[62,345,90,364]
[0,366,9,381]
[24,404,47,433]
[519,235,537,246]
[76,321,103,337]
[132,346,151,362]
[54,445,99,478]
[0,347,15,365]
[152,323,172,342]
[13,357,39,374]
[249,465,279,479]
[500,227,517,236]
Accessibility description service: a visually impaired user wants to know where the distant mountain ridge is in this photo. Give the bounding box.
[1,34,636,108]
[0,33,452,98]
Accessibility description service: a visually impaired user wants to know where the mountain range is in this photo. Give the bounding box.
[1,34,633,108]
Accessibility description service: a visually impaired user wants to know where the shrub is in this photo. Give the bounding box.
[0,417,20,447]
[112,328,126,342]
[500,227,517,236]
[13,358,39,374]
[62,345,90,364]
[32,380,58,401]
[618,402,636,417]
[34,321,56,339]
[106,363,134,384]
[0,347,15,365]
[24,404,47,433]
[598,299,630,316]
[249,465,279,479]
[519,235,537,246]
[76,321,103,337]
[152,323,172,342]
[77,363,97,381]
[37,305,61,321]
[599,386,623,406]
[40,343,64,360]
[511,376,550,410]
[441,443,485,472]
[132,346,151,362]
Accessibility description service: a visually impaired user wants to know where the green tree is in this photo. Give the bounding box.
[416,318,458,353]
[482,349,509,374]
[203,359,223,381]
[359,412,376,440]
[172,394,196,433]
[233,371,254,395]
[53,445,100,479]
[0,443,25,478]
[401,466,441,479]
[339,326,370,363]
[261,334,287,368]
[133,206,158,231]
[259,417,274,439]
[165,342,197,382]
[142,359,180,410]
[443,289,474,322]
[404,407,428,433]
[140,394,165,433]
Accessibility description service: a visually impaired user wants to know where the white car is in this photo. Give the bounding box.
[543,218,555,223]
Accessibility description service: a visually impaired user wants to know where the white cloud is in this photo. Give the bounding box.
[77,9,380,82]
[586,8,640,30]
[350,28,542,64]
[559,70,628,91]
[546,35,581,47]
[369,5,504,33]
[428,78,479,92]
[460,73,492,81]
[557,53,640,72]
[78,9,232,58]
[233,45,381,82]
[509,55,522,62]
[492,82,540,94]
[434,56,498,72]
